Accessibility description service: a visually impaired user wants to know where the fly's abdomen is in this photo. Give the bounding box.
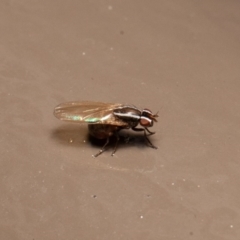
[88,124,121,139]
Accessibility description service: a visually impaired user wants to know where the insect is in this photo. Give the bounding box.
[54,101,158,157]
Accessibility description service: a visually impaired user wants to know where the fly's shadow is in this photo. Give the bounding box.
[51,125,153,154]
[51,124,88,147]
[88,129,155,157]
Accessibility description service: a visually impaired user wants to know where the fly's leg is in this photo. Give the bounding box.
[145,127,155,136]
[93,137,110,157]
[132,127,157,149]
[124,134,131,144]
[111,133,120,156]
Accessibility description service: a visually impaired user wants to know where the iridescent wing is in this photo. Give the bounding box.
[54,101,129,126]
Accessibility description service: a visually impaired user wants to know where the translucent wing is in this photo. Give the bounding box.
[54,101,129,126]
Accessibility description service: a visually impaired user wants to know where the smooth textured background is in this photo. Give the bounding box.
[1,1,240,239]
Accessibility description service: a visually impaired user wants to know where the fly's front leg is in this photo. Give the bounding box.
[132,127,157,149]
[93,137,110,157]
[145,127,155,136]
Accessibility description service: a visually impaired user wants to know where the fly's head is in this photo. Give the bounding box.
[139,109,158,128]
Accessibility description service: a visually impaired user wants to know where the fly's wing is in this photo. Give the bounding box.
[54,101,129,126]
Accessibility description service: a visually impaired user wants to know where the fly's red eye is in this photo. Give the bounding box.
[140,117,152,127]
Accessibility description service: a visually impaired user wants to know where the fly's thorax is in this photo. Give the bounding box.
[88,124,121,139]
[113,105,141,127]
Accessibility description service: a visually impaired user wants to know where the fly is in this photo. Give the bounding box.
[54,101,158,157]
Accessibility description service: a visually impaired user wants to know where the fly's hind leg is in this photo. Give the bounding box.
[93,137,110,157]
[111,133,120,156]
[132,127,158,149]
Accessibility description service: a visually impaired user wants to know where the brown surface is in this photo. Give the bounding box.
[1,1,240,239]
